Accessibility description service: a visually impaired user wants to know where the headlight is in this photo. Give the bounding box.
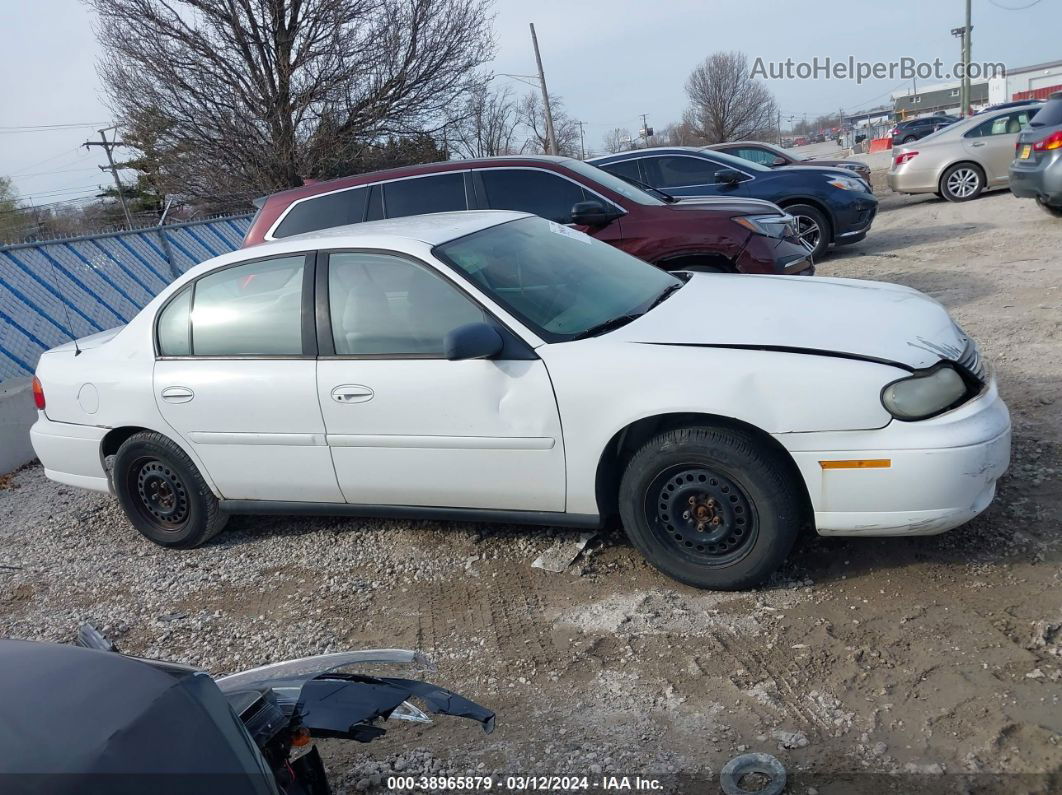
[826,176,866,191]
[881,365,970,421]
[733,213,796,239]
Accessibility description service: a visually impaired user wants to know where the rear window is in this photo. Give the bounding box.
[273,188,368,238]
[1031,100,1062,127]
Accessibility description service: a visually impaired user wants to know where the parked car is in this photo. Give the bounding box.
[705,140,872,182]
[588,147,878,260]
[2,628,493,794]
[976,98,1042,115]
[30,212,1010,590]
[888,104,1042,202]
[1009,92,1062,216]
[245,155,812,276]
[793,136,808,147]
[890,115,960,145]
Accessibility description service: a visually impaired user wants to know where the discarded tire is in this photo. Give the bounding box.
[719,752,786,795]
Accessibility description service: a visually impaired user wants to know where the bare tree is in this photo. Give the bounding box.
[449,83,523,159]
[518,93,580,157]
[684,51,778,144]
[86,0,494,206]
[602,128,633,153]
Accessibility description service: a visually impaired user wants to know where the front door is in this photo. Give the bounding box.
[640,154,749,198]
[153,253,343,502]
[316,251,566,511]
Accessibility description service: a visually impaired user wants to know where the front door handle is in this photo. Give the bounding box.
[971,141,986,147]
[161,386,194,404]
[331,385,374,404]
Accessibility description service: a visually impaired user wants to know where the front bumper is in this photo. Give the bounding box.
[30,413,110,493]
[1008,151,1062,203]
[829,192,878,245]
[777,380,1011,536]
[738,234,815,276]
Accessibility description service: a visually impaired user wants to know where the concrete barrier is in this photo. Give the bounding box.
[1,378,38,474]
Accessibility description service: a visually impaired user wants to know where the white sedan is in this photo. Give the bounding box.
[30,211,1010,589]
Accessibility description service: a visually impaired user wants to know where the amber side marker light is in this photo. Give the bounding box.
[31,376,45,410]
[820,459,891,469]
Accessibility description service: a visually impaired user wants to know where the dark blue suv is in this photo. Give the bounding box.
[589,147,877,259]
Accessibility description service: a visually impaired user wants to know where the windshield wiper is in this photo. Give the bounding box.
[570,313,642,340]
[645,281,684,312]
[615,174,677,203]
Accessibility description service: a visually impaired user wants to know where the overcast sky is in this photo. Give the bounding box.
[1,0,1059,206]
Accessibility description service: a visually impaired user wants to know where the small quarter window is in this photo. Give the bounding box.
[157,286,191,356]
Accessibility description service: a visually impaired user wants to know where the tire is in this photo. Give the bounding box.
[784,203,831,260]
[940,163,985,202]
[1036,197,1062,217]
[618,426,804,590]
[901,135,917,144]
[113,431,228,548]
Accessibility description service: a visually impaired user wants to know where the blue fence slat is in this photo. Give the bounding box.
[0,214,251,379]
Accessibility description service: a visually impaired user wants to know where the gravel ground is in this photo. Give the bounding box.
[1,180,1060,794]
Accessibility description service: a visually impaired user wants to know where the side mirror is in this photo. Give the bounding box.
[714,169,744,186]
[444,322,503,361]
[771,156,788,166]
[570,200,620,227]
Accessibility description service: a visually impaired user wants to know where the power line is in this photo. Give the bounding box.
[987,0,1042,8]
[0,122,112,134]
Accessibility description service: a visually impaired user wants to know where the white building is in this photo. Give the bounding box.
[989,59,1062,105]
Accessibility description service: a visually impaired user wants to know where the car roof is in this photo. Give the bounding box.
[704,141,778,149]
[588,146,702,162]
[258,155,575,207]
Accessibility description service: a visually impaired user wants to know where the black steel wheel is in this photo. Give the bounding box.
[619,426,805,590]
[647,465,758,567]
[113,432,228,548]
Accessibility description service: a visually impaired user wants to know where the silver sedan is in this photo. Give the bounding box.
[888,104,1042,202]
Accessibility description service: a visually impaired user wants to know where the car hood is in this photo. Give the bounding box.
[669,196,784,214]
[613,273,966,369]
[798,158,867,170]
[771,164,867,179]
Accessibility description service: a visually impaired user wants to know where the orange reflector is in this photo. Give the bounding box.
[820,459,891,470]
[291,727,311,747]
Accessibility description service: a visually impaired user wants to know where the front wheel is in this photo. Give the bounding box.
[784,203,831,260]
[113,432,228,548]
[618,426,804,590]
[940,163,985,202]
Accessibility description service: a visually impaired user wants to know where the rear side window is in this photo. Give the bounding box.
[157,286,192,355]
[273,188,368,238]
[383,173,466,218]
[479,169,592,223]
[191,256,305,355]
[599,158,642,184]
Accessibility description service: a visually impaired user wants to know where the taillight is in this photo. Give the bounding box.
[1033,130,1062,151]
[889,128,899,137]
[31,376,45,410]
[894,151,919,166]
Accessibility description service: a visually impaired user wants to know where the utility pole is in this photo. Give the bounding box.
[576,121,586,160]
[84,126,132,229]
[777,110,782,145]
[529,23,558,155]
[952,0,973,117]
[639,113,654,148]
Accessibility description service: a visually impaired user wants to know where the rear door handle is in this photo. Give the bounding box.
[331,385,374,404]
[161,386,194,404]
[971,141,986,147]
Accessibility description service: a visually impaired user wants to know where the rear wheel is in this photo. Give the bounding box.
[618,426,804,590]
[1036,197,1062,217]
[113,432,227,548]
[940,163,985,202]
[784,203,831,260]
[901,135,917,144]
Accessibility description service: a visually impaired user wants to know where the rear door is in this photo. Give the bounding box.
[153,253,343,502]
[315,250,566,511]
[964,110,1037,184]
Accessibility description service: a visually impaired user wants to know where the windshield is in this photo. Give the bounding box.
[561,159,664,206]
[434,216,681,342]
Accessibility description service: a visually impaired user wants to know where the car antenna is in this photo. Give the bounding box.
[40,250,82,356]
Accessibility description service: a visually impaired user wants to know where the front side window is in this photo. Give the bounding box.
[383,173,466,219]
[273,188,368,238]
[328,252,486,356]
[434,216,679,342]
[733,147,777,165]
[479,169,592,223]
[190,256,305,355]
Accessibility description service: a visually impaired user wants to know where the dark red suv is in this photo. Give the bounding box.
[244,155,814,276]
